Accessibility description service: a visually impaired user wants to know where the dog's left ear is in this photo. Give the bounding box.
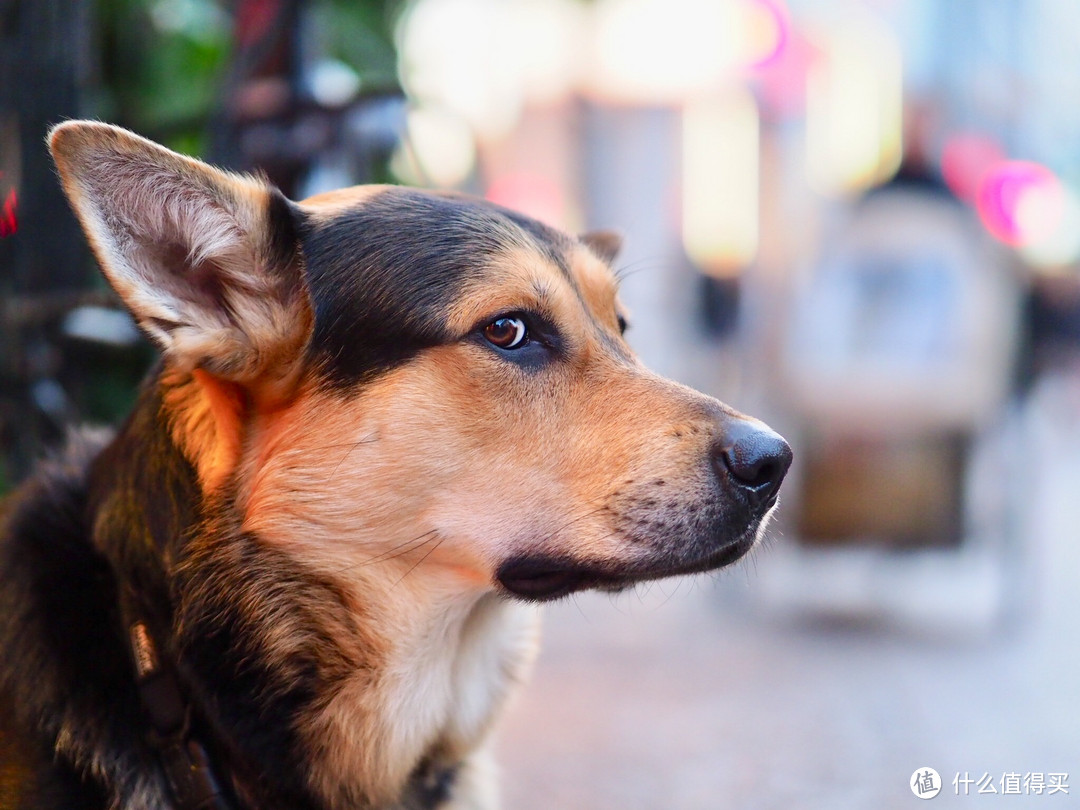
[49,121,311,395]
[580,229,623,265]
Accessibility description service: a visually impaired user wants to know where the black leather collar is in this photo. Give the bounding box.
[128,620,238,810]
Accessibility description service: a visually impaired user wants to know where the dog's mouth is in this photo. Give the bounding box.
[496,537,756,602]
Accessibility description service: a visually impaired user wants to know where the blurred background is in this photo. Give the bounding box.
[2,0,1079,806]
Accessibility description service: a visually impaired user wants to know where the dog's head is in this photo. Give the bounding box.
[50,121,790,603]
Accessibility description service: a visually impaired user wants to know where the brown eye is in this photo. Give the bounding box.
[483,316,528,349]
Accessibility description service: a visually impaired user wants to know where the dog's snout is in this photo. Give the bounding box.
[713,420,792,511]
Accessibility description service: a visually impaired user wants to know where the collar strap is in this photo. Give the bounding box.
[129,622,238,810]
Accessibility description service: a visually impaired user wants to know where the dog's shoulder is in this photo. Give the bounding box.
[1,427,106,544]
[0,430,112,628]
[0,429,112,662]
[0,430,122,810]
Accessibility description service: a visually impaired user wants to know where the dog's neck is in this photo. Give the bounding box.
[81,376,536,810]
[295,578,537,808]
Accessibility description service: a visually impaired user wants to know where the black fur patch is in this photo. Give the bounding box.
[298,188,575,387]
[87,376,202,633]
[0,435,157,809]
[173,525,359,810]
[266,188,302,273]
[87,378,352,809]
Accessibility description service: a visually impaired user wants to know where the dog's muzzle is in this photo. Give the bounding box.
[496,418,792,602]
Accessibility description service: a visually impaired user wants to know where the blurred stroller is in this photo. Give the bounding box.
[755,177,1024,632]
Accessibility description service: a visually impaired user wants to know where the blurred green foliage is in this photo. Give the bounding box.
[313,0,403,90]
[96,0,404,155]
[0,0,407,496]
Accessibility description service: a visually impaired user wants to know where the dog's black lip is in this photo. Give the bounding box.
[496,536,756,603]
[496,563,598,601]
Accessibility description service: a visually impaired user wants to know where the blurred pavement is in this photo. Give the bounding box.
[495,372,1080,809]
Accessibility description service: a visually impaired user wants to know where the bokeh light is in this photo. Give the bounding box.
[805,13,903,195]
[0,188,15,238]
[743,0,789,69]
[391,105,477,188]
[1018,188,1080,270]
[486,172,566,228]
[398,0,523,140]
[682,86,760,276]
[589,0,744,103]
[398,0,584,140]
[976,160,1065,248]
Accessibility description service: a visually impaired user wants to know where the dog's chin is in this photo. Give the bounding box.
[496,534,758,603]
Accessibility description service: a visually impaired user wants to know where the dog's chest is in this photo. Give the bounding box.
[388,594,539,758]
[432,595,539,751]
[304,592,539,808]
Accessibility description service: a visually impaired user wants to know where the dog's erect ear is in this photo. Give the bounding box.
[49,121,311,390]
[580,229,623,265]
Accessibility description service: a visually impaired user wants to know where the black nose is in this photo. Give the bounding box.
[714,420,792,512]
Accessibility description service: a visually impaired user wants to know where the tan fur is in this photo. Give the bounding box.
[0,726,30,809]
[301,184,396,220]
[162,369,247,492]
[569,243,626,333]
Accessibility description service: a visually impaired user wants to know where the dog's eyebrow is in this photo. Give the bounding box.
[475,278,561,326]
[455,278,560,336]
[499,208,576,284]
[530,278,558,308]
[524,268,632,362]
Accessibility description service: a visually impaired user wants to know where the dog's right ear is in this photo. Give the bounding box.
[580,229,623,266]
[49,121,311,394]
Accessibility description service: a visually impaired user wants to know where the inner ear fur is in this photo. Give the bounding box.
[49,121,312,394]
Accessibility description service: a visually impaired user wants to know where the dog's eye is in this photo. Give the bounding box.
[484,316,528,349]
[617,314,629,335]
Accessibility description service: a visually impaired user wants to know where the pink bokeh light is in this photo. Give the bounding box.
[0,189,16,238]
[744,0,790,70]
[975,160,1064,247]
[486,173,565,229]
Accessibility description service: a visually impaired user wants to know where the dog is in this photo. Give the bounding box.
[0,121,791,810]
